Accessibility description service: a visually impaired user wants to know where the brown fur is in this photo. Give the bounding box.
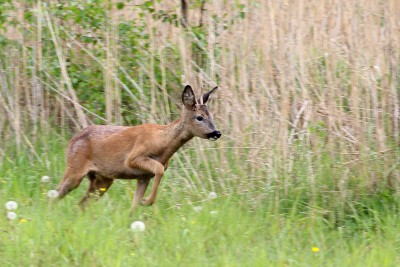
[55,85,220,212]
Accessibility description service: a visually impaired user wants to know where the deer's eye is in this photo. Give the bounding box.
[196,116,204,121]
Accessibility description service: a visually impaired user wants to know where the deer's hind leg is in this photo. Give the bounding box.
[79,172,114,208]
[56,136,92,200]
[130,178,151,212]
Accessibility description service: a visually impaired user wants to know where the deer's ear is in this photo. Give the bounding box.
[182,85,196,109]
[201,86,219,104]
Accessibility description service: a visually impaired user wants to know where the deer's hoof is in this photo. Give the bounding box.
[141,198,154,206]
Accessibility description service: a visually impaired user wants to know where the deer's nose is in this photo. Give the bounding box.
[207,131,222,141]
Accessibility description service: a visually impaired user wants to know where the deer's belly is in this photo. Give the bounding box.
[113,168,153,179]
[91,164,154,179]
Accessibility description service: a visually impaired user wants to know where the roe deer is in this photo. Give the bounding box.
[55,85,221,212]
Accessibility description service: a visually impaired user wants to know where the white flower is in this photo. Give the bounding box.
[7,211,17,220]
[208,191,217,199]
[210,210,218,216]
[130,221,145,232]
[46,190,59,198]
[41,176,50,183]
[5,201,18,210]
[193,206,203,212]
[182,229,190,236]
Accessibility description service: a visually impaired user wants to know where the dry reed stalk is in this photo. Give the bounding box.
[0,0,399,196]
[104,0,122,124]
[0,56,20,151]
[27,0,45,133]
[388,2,400,144]
[105,5,113,124]
[44,10,88,129]
[10,3,35,148]
[159,46,171,122]
[14,63,21,152]
[147,13,157,123]
[37,0,44,127]
[17,2,34,131]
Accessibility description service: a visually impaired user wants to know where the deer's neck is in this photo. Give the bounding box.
[160,119,193,162]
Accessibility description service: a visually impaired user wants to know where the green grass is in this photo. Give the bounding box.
[1,136,400,266]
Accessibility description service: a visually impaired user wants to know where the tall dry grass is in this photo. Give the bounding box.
[1,0,400,207]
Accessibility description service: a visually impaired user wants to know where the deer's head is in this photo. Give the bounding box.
[181,85,221,141]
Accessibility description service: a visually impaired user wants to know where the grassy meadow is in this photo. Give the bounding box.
[1,134,400,266]
[1,0,400,266]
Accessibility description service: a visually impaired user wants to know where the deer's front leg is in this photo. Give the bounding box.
[141,159,170,206]
[141,172,163,206]
[126,154,164,210]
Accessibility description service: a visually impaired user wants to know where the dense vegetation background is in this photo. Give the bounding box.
[1,0,400,266]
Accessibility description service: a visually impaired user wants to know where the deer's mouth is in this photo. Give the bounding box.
[207,131,221,141]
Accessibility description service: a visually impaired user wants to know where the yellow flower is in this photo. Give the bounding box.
[99,188,107,192]
[312,247,320,252]
[19,219,27,223]
[190,220,196,225]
